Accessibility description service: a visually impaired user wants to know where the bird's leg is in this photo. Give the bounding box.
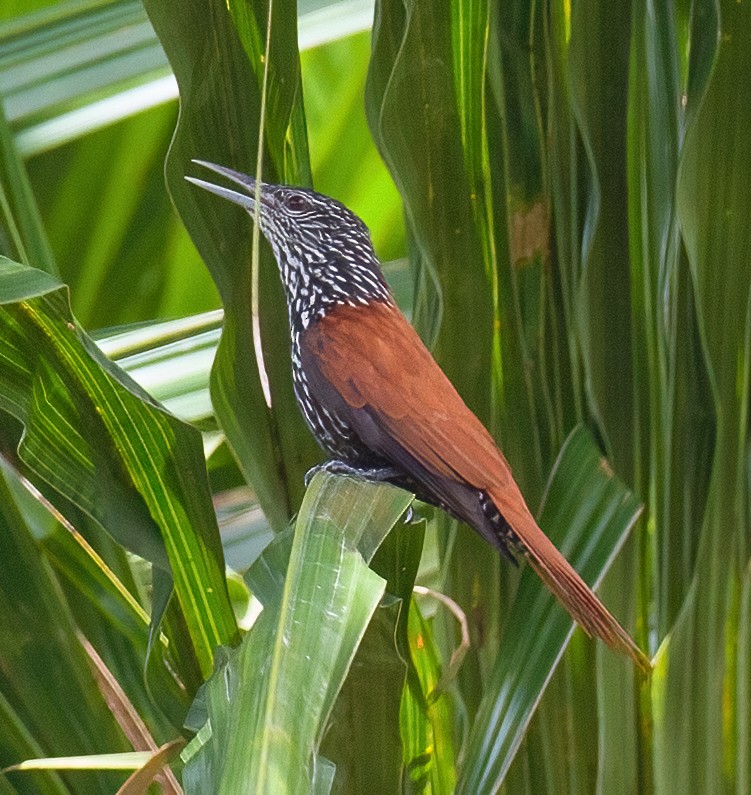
[305,459,400,486]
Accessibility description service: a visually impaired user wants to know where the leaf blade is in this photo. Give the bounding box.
[457,426,643,792]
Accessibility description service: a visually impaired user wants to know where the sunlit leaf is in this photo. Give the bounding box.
[0,468,129,794]
[144,0,320,532]
[457,426,642,792]
[0,258,236,679]
[0,100,57,274]
[182,472,412,793]
[321,520,425,793]
[654,1,751,791]
[400,600,456,795]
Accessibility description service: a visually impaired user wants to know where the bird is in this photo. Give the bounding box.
[186,160,650,672]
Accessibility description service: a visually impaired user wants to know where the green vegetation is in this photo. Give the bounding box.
[0,0,748,792]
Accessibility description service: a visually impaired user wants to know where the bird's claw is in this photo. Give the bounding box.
[305,460,399,486]
[304,463,324,486]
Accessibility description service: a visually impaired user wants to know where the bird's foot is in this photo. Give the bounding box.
[305,459,400,486]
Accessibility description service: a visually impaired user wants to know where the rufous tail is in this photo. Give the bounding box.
[489,484,651,673]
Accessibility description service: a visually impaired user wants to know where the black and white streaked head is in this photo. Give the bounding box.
[186,160,392,334]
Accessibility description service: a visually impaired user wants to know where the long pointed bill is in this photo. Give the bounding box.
[185,160,264,212]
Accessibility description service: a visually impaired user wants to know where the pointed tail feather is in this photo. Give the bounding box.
[489,486,651,673]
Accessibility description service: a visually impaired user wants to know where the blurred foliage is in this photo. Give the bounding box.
[0,0,749,793]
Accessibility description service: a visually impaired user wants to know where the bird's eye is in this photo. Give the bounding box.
[284,193,308,213]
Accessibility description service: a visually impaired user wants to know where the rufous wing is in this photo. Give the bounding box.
[301,301,650,672]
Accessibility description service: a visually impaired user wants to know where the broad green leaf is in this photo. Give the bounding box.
[456,426,642,793]
[737,561,751,791]
[0,0,383,159]
[540,4,654,789]
[0,688,70,795]
[0,0,172,156]
[599,4,712,793]
[365,0,493,402]
[144,0,320,532]
[97,310,222,432]
[182,473,412,793]
[26,104,220,330]
[0,100,57,274]
[322,520,425,794]
[365,0,504,729]
[567,1,634,476]
[0,1,63,26]
[487,0,568,492]
[301,31,405,264]
[655,1,751,791]
[0,468,129,794]
[321,597,406,795]
[3,0,750,789]
[626,0,712,639]
[545,0,586,428]
[400,601,456,795]
[4,471,190,731]
[311,756,336,795]
[486,15,579,781]
[0,258,237,678]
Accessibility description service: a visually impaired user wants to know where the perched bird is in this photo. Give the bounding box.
[187,160,649,671]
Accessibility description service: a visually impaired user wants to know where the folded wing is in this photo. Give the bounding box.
[301,301,650,671]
